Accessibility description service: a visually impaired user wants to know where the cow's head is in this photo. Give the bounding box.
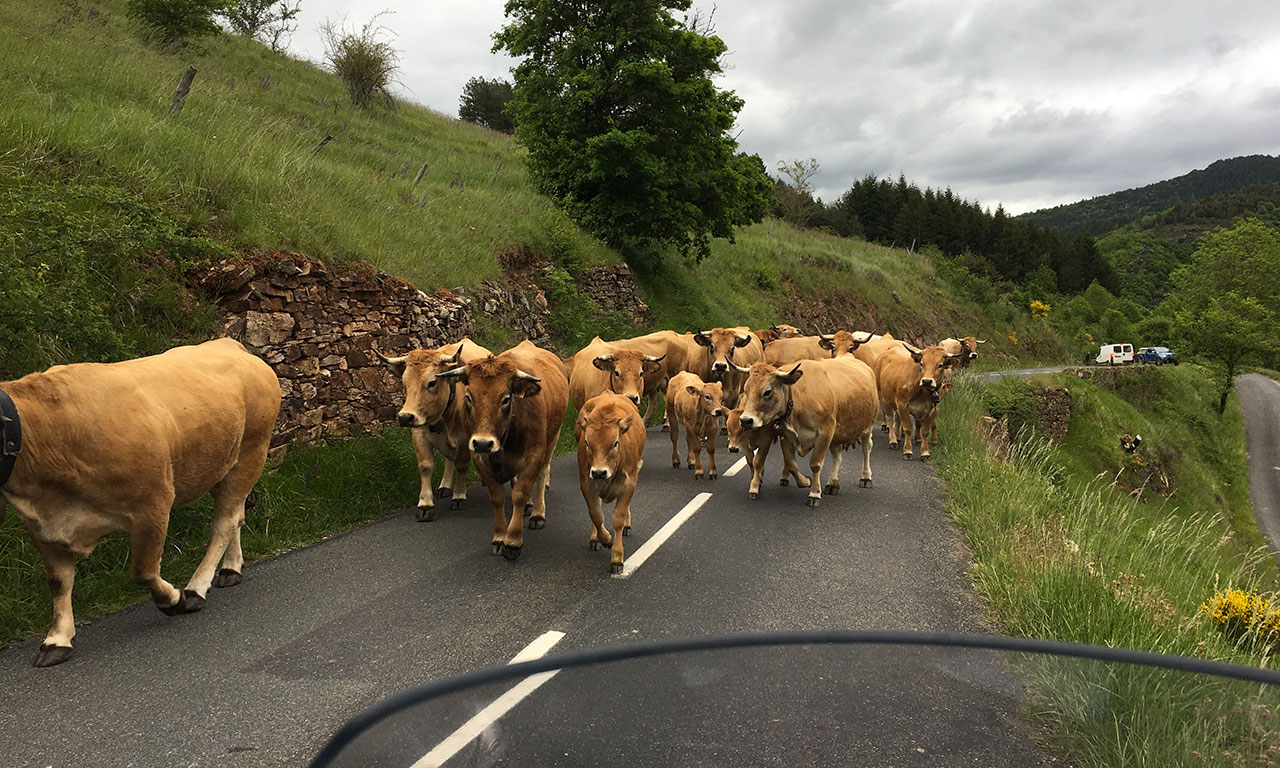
[436,356,541,456]
[725,408,750,453]
[686,380,726,420]
[376,343,466,428]
[774,324,803,339]
[695,328,753,380]
[575,397,636,481]
[960,336,983,363]
[819,330,873,357]
[737,362,802,433]
[904,343,961,400]
[593,350,664,408]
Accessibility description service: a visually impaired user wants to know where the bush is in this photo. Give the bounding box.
[127,0,225,45]
[320,15,400,110]
[458,76,515,134]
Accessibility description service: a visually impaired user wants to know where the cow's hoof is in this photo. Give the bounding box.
[880,425,889,432]
[887,442,899,450]
[611,562,624,574]
[523,503,533,517]
[903,454,913,461]
[779,478,790,486]
[859,479,873,488]
[34,644,75,668]
[824,484,839,495]
[920,454,931,462]
[450,498,466,510]
[661,424,670,433]
[416,505,436,522]
[502,544,523,561]
[749,492,759,500]
[622,525,632,537]
[528,517,546,530]
[213,568,242,588]
[672,460,681,468]
[435,486,451,499]
[806,497,821,508]
[694,473,704,480]
[708,472,717,480]
[490,542,503,555]
[720,426,728,436]
[687,462,695,470]
[160,589,205,616]
[590,540,601,551]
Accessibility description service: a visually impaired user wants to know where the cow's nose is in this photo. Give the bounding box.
[740,415,757,428]
[397,412,416,427]
[728,445,740,453]
[627,394,640,405]
[969,353,978,359]
[713,408,724,417]
[921,378,936,391]
[470,437,496,454]
[590,468,609,480]
[712,362,727,371]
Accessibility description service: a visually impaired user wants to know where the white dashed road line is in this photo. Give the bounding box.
[723,456,748,478]
[411,630,567,768]
[613,492,713,579]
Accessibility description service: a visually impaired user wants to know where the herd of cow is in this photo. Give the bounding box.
[0,326,981,667]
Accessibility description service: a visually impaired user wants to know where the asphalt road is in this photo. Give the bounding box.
[1237,374,1280,566]
[0,425,1052,767]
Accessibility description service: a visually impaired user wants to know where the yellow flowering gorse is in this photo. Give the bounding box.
[1201,588,1280,643]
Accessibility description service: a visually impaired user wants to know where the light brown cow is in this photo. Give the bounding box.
[665,371,726,479]
[575,393,645,573]
[940,336,985,368]
[726,408,808,487]
[877,343,961,460]
[735,353,879,506]
[566,336,665,416]
[692,327,764,409]
[0,338,280,666]
[436,340,568,559]
[607,330,692,424]
[377,338,492,521]
[754,324,804,346]
[763,335,829,366]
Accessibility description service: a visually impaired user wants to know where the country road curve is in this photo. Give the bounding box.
[1236,373,1280,565]
[0,418,1054,766]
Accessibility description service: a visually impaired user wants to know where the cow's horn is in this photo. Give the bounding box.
[371,344,407,366]
[977,338,989,344]
[436,366,467,378]
[820,333,835,341]
[514,369,542,382]
[730,360,751,373]
[442,343,464,364]
[594,353,615,362]
[643,354,666,362]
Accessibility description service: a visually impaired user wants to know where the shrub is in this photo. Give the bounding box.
[320,15,400,110]
[127,0,225,45]
[1201,588,1280,646]
[458,76,515,134]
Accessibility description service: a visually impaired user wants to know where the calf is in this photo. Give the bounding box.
[0,338,280,666]
[666,372,725,479]
[877,343,961,460]
[735,353,879,506]
[575,393,645,573]
[726,408,808,488]
[436,340,569,559]
[377,338,492,520]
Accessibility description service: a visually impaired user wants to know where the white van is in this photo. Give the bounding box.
[1095,343,1134,365]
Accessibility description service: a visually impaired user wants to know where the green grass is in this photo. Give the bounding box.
[0,429,418,648]
[934,366,1277,765]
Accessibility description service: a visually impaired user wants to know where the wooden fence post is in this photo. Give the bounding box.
[168,65,198,118]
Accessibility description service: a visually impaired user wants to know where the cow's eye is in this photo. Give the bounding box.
[613,370,620,377]
[704,393,711,400]
[502,394,511,406]
[426,379,437,389]
[763,387,773,398]
[613,440,619,449]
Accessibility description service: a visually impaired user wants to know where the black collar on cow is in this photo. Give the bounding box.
[427,379,458,434]
[770,397,795,438]
[0,389,21,488]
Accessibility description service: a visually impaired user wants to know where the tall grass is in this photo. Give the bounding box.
[935,369,1279,765]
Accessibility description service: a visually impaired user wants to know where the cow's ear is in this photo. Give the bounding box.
[686,385,701,397]
[733,333,751,347]
[818,337,834,350]
[694,332,712,347]
[512,378,541,398]
[618,415,633,435]
[779,364,803,385]
[573,413,586,442]
[591,355,613,372]
[643,359,662,373]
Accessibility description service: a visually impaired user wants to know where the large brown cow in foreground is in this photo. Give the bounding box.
[377,338,492,520]
[735,353,879,506]
[877,343,961,460]
[0,338,280,666]
[575,393,645,573]
[565,337,665,419]
[437,340,568,559]
[665,372,725,479]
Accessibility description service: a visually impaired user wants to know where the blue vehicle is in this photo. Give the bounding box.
[1136,346,1178,365]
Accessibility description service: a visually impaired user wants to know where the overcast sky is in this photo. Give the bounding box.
[289,1,1280,215]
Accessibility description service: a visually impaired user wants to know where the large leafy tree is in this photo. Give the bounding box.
[458,77,516,134]
[493,0,771,265]
[1165,217,1280,412]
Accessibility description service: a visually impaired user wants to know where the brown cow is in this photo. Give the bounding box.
[565,337,665,416]
[940,336,985,368]
[763,335,830,366]
[754,324,804,346]
[726,408,809,487]
[575,393,645,573]
[0,339,280,666]
[692,327,764,409]
[665,372,725,479]
[877,343,961,460]
[735,352,879,506]
[377,338,492,520]
[436,340,568,559]
[607,330,692,425]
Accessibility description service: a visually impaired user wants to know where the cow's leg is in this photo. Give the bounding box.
[749,436,774,499]
[186,487,246,599]
[486,479,508,555]
[824,447,845,496]
[668,402,681,467]
[920,410,938,461]
[886,401,902,449]
[781,439,811,487]
[687,425,702,476]
[449,452,469,509]
[411,428,439,521]
[879,403,890,433]
[859,428,874,487]
[28,535,77,667]
[129,509,199,615]
[585,492,611,551]
[610,482,638,573]
[437,456,455,499]
[502,468,540,559]
[705,430,718,480]
[901,408,916,460]
[806,433,834,506]
[527,461,551,530]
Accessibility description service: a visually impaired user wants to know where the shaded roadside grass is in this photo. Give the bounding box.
[934,368,1280,766]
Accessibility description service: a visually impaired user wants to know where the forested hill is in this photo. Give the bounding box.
[1018,155,1280,236]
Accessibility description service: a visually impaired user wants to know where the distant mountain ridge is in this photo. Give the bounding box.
[1018,154,1280,236]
